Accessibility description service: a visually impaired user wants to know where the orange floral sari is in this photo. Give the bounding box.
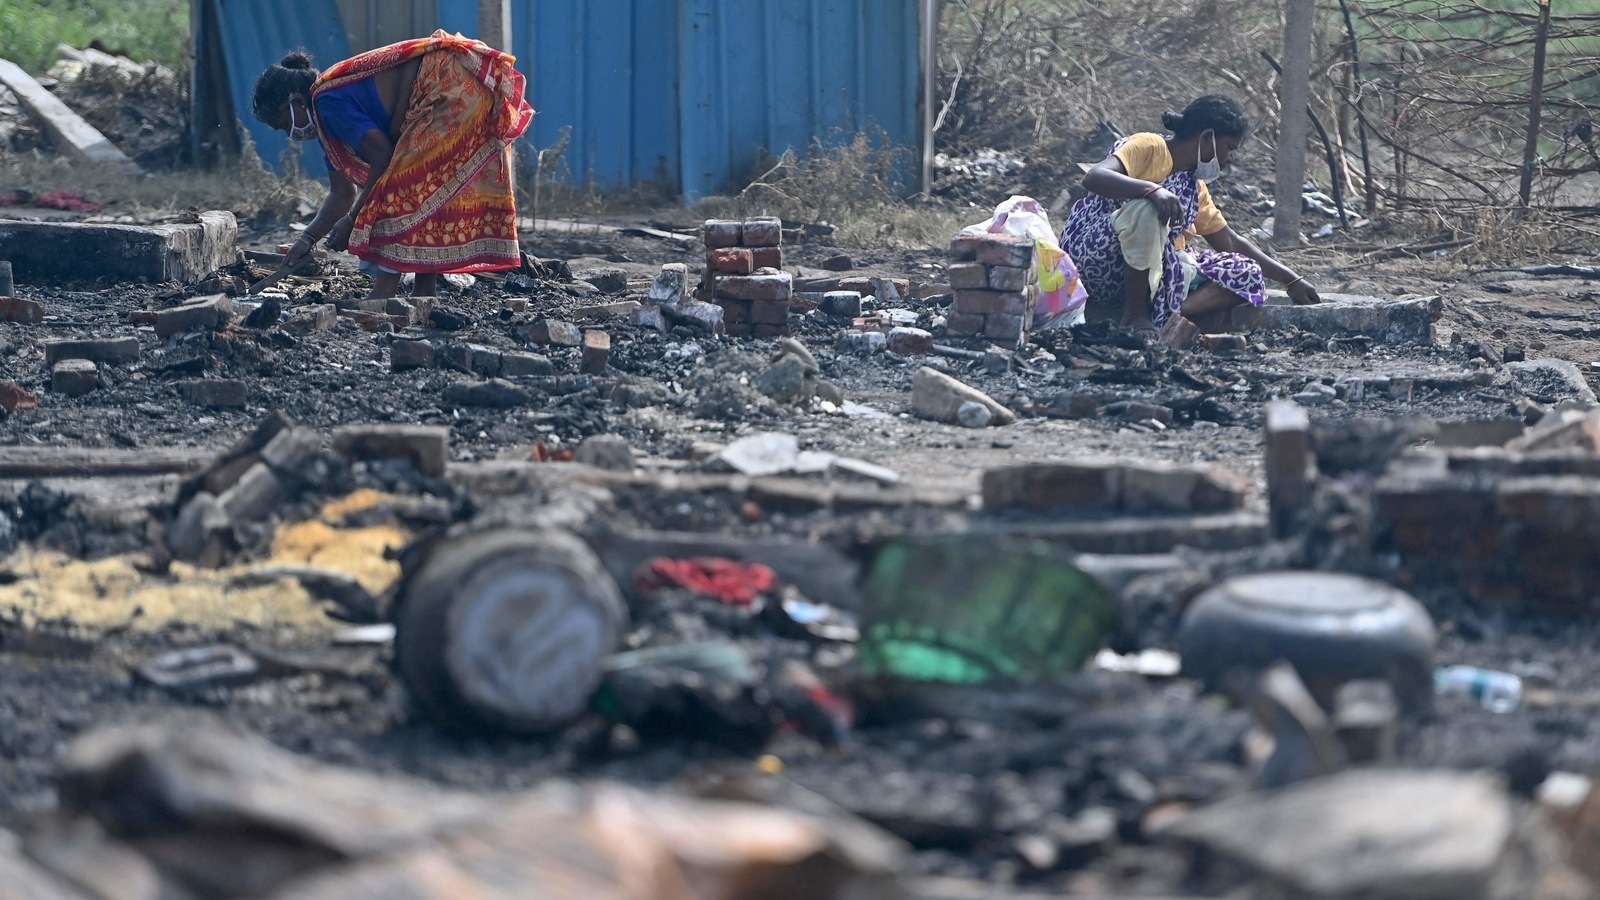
[310,31,535,274]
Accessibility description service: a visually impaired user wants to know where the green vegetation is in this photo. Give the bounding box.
[0,0,189,74]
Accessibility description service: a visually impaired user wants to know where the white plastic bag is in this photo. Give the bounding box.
[961,195,1088,328]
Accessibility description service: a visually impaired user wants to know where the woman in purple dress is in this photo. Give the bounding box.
[1060,96,1321,331]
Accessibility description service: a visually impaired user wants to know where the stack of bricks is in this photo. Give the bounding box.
[704,217,792,338]
[946,232,1038,348]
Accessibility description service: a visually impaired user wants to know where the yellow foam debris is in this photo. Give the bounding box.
[0,492,410,632]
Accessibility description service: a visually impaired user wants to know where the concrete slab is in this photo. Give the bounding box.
[1236,293,1442,345]
[0,211,238,285]
[0,58,140,173]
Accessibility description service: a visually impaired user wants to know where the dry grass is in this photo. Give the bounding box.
[691,132,964,250]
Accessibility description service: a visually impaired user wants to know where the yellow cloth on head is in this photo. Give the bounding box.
[1111,132,1228,248]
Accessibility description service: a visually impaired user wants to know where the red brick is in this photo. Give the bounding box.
[742,217,782,247]
[581,330,610,374]
[753,323,790,338]
[0,381,38,411]
[972,234,1035,269]
[948,263,988,290]
[1159,315,1199,350]
[984,314,1026,342]
[837,277,874,296]
[0,296,45,324]
[750,299,790,324]
[709,248,755,274]
[724,323,754,337]
[983,462,1120,510]
[987,265,1030,292]
[750,247,783,270]
[948,234,983,261]
[718,298,752,324]
[714,274,792,302]
[946,312,985,337]
[954,289,1027,317]
[704,220,742,248]
[887,326,934,355]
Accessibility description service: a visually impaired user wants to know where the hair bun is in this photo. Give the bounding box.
[279,50,314,70]
[1160,111,1185,132]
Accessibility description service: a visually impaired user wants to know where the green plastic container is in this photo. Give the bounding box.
[859,535,1117,684]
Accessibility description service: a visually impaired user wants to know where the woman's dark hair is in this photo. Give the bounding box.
[1161,95,1250,140]
[251,50,319,121]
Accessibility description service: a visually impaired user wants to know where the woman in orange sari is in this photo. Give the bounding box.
[252,31,535,299]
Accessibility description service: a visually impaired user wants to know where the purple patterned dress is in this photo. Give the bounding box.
[1059,143,1266,327]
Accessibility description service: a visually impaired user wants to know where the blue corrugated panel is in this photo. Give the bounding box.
[217,0,919,199]
[211,0,350,178]
[677,0,921,202]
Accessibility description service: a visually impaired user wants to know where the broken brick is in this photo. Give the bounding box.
[581,330,610,374]
[1265,401,1318,537]
[520,318,583,346]
[1200,333,1249,353]
[440,343,502,377]
[44,337,140,366]
[574,300,641,320]
[154,295,234,339]
[709,248,755,274]
[390,339,436,371]
[260,427,324,475]
[1158,315,1199,350]
[332,424,450,478]
[0,297,43,324]
[50,359,98,397]
[177,378,247,408]
[281,304,337,336]
[500,351,554,377]
[887,326,934,355]
[218,462,286,522]
[649,264,689,304]
[0,381,38,411]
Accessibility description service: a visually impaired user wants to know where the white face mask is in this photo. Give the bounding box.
[1195,131,1223,181]
[288,98,318,142]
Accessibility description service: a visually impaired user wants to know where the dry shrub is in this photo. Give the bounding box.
[1448,207,1589,266]
[935,0,1285,199]
[694,131,963,250]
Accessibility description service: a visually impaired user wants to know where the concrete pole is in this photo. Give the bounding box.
[479,0,511,50]
[1273,0,1316,247]
[921,0,939,196]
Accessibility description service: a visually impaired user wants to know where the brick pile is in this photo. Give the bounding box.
[946,232,1038,348]
[703,217,792,338]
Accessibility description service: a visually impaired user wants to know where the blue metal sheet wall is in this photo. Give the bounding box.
[439,0,918,199]
[210,0,350,179]
[677,0,920,201]
[226,0,919,199]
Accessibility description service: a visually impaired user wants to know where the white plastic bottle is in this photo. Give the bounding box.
[1434,665,1523,713]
